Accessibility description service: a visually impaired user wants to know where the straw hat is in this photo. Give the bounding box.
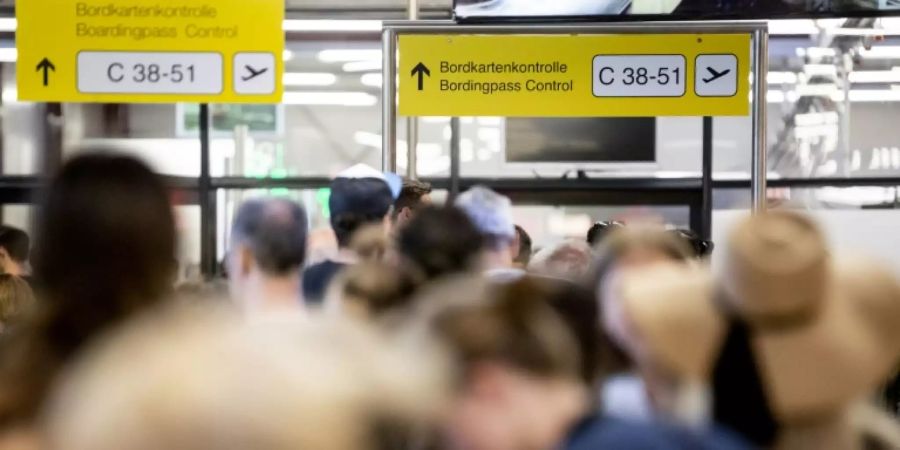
[618,211,900,421]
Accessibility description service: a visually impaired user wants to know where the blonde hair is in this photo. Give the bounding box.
[44,307,447,450]
[0,275,34,326]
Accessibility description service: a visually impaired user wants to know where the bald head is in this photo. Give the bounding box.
[231,198,309,275]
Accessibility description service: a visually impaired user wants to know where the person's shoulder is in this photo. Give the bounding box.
[303,260,346,277]
[565,415,750,450]
[302,260,349,302]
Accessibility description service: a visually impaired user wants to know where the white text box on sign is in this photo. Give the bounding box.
[77,52,224,95]
[592,55,686,97]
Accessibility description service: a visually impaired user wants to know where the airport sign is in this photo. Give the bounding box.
[17,0,284,103]
[399,34,750,117]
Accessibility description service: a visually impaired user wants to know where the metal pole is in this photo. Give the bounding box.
[751,28,769,213]
[199,103,217,278]
[449,117,461,202]
[701,116,713,239]
[382,28,397,172]
[406,0,419,179]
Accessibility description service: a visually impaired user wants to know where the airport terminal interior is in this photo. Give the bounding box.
[0,0,894,449]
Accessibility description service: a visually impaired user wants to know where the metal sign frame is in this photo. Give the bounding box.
[381,20,768,212]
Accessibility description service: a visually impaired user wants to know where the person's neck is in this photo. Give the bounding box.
[4,262,24,277]
[332,247,359,265]
[481,249,514,272]
[241,271,304,314]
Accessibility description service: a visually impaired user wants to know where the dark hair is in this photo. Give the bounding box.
[397,206,484,280]
[669,228,715,258]
[586,221,625,247]
[0,275,34,326]
[231,198,308,275]
[535,277,601,387]
[333,212,384,248]
[423,276,580,381]
[392,179,432,220]
[0,153,177,423]
[337,262,422,319]
[590,226,692,375]
[0,227,29,264]
[513,225,532,266]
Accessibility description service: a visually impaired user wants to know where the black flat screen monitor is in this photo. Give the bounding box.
[454,0,900,21]
[505,117,656,165]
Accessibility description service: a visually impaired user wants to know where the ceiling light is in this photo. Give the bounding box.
[283,72,337,86]
[848,89,900,102]
[317,49,382,63]
[2,87,16,103]
[768,20,819,35]
[848,69,900,83]
[282,91,377,106]
[343,60,382,72]
[803,64,837,76]
[360,73,382,87]
[283,20,382,32]
[767,72,798,84]
[859,46,900,59]
[0,18,16,32]
[0,48,17,63]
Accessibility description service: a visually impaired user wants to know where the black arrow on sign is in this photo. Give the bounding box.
[36,57,55,87]
[411,62,430,91]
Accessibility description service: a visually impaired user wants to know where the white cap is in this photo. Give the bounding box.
[455,186,515,241]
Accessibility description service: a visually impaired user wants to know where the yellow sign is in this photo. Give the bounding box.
[399,34,751,117]
[17,0,284,103]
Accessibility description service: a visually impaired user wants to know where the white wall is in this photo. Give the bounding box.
[713,209,900,275]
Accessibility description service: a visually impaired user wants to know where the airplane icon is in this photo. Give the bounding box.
[242,65,269,82]
[702,67,731,83]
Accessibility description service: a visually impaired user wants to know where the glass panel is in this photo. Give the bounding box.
[1,62,44,175]
[512,204,691,249]
[766,34,900,179]
[0,205,34,237]
[61,103,201,177]
[175,205,202,282]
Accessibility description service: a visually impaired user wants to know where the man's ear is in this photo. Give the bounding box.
[399,206,413,222]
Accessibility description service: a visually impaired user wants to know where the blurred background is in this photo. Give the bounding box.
[0,1,899,278]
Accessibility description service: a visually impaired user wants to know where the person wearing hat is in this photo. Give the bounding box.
[612,211,900,449]
[302,164,401,305]
[454,186,524,281]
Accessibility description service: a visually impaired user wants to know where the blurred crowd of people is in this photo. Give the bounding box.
[0,152,894,449]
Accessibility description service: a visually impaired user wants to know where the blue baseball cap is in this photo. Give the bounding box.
[329,164,402,220]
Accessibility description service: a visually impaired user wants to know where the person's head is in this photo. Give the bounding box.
[454,187,517,269]
[512,225,532,269]
[528,240,593,281]
[591,226,693,375]
[0,275,34,331]
[45,308,446,450]
[392,179,433,227]
[397,206,484,280]
[668,228,715,259]
[227,198,308,303]
[326,262,422,323]
[348,223,390,263]
[0,227,30,276]
[330,165,400,249]
[0,153,177,423]
[415,275,587,450]
[586,220,625,247]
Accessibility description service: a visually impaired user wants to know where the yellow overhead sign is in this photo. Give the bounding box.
[17,0,284,103]
[399,34,751,117]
